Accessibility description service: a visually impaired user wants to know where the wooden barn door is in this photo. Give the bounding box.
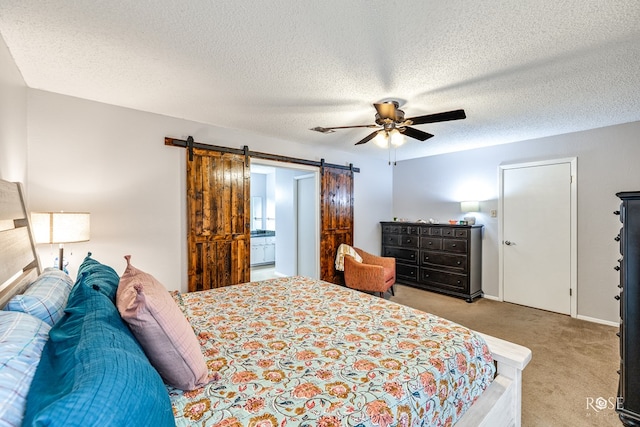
[320,167,354,284]
[187,148,250,291]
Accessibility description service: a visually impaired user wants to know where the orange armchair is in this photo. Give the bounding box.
[343,247,396,297]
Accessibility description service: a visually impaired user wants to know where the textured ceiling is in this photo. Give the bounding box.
[1,1,640,161]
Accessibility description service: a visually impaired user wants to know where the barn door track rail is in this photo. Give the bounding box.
[165,136,360,173]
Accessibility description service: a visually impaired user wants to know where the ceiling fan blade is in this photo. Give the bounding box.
[374,102,398,120]
[310,124,378,133]
[406,109,466,126]
[402,127,434,141]
[355,131,380,145]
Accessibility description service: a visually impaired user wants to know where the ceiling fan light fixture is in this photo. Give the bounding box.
[389,129,405,147]
[373,131,389,148]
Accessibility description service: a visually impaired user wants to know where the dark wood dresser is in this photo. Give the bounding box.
[616,192,640,426]
[381,221,483,302]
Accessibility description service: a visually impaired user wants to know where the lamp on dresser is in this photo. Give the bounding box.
[31,212,91,270]
[460,201,480,225]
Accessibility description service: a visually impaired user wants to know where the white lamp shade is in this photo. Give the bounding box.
[373,131,389,148]
[389,129,405,147]
[460,201,480,213]
[31,212,90,244]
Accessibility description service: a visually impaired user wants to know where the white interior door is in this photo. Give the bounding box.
[501,160,575,315]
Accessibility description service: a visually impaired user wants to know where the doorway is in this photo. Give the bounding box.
[250,160,320,280]
[499,158,577,316]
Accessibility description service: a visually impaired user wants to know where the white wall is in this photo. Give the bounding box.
[250,172,267,230]
[393,121,640,324]
[26,90,393,290]
[0,35,27,183]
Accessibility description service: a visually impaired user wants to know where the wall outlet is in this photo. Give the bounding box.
[490,209,498,218]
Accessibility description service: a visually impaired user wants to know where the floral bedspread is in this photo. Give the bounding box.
[168,277,495,427]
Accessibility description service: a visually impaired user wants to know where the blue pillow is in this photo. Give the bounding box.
[74,252,120,302]
[22,272,174,427]
[0,312,50,427]
[4,268,74,326]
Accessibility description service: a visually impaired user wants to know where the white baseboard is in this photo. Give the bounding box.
[576,315,619,327]
[482,295,618,327]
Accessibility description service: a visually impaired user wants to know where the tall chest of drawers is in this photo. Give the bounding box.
[615,192,640,426]
[381,222,483,302]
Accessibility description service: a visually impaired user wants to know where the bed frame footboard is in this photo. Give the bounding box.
[456,332,532,427]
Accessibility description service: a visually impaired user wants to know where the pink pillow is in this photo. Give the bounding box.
[116,255,209,390]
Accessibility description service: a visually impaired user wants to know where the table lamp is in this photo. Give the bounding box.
[31,212,90,270]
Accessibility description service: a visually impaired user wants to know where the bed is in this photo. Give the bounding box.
[0,178,531,426]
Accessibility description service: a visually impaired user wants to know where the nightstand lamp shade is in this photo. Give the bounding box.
[31,212,90,270]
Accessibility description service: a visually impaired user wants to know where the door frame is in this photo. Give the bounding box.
[498,157,578,317]
[251,159,320,278]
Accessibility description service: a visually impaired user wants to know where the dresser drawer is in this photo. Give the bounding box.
[421,251,468,272]
[382,225,401,234]
[443,239,467,253]
[397,264,418,281]
[382,234,400,246]
[442,228,455,237]
[454,229,468,238]
[427,227,443,236]
[400,225,420,235]
[383,246,418,264]
[401,235,419,247]
[421,237,442,250]
[420,268,468,291]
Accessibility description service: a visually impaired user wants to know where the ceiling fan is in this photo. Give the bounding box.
[310,101,466,146]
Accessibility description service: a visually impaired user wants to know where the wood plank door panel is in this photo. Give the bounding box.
[187,148,250,291]
[320,168,353,285]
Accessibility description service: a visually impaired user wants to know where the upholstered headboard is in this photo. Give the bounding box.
[0,179,41,307]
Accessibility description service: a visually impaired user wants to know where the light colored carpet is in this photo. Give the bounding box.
[389,284,620,427]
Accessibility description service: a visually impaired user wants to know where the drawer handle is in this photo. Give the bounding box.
[457,280,461,284]
[407,239,412,243]
[425,256,429,260]
[410,255,415,259]
[425,274,430,278]
[456,261,461,265]
[428,242,433,245]
[451,244,457,247]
